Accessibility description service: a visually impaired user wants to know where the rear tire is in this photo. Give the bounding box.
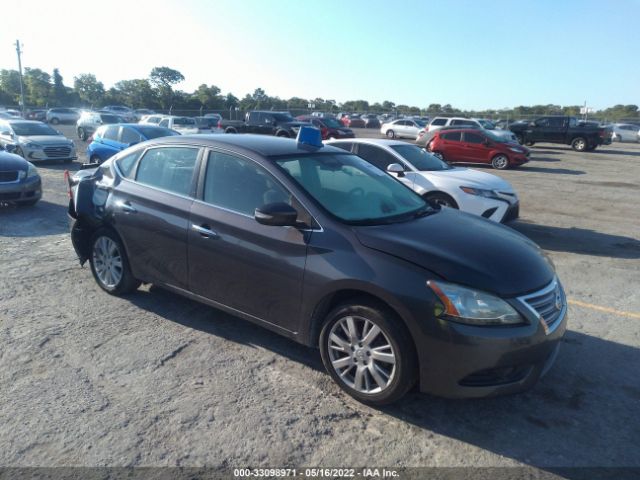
[319,299,417,406]
[571,137,587,152]
[50,117,60,125]
[89,229,140,295]
[491,154,510,169]
[78,127,87,141]
[386,130,396,139]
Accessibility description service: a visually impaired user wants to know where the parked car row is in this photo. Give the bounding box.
[66,127,567,405]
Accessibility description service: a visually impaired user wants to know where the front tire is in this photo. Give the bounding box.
[90,154,101,164]
[50,117,60,125]
[571,137,587,152]
[319,299,417,406]
[424,192,458,209]
[515,134,524,145]
[89,229,140,295]
[78,127,87,141]
[491,154,510,169]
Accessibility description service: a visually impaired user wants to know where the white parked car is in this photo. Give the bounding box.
[102,105,137,122]
[157,115,199,135]
[46,108,80,125]
[326,138,520,223]
[0,119,77,163]
[139,114,164,125]
[419,117,517,146]
[610,123,640,142]
[380,119,427,139]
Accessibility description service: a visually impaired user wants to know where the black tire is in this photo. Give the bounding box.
[225,128,237,134]
[515,134,524,145]
[90,154,101,164]
[89,228,140,295]
[78,127,87,141]
[525,141,535,146]
[319,299,417,406]
[571,137,587,152]
[491,154,510,170]
[424,192,459,209]
[50,117,60,125]
[276,131,290,138]
[386,130,396,139]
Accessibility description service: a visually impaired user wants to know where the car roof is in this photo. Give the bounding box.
[150,133,347,157]
[327,138,408,147]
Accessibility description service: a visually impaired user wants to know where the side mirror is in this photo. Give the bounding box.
[255,202,298,226]
[386,163,405,177]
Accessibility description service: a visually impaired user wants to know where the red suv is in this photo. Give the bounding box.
[429,128,530,169]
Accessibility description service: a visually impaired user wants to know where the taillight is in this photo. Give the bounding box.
[321,127,329,139]
[217,120,222,129]
[64,170,72,199]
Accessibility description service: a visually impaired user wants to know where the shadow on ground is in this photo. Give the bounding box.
[0,199,69,237]
[125,286,639,473]
[510,221,640,259]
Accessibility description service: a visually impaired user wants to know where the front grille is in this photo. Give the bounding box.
[44,146,72,158]
[520,279,565,327]
[0,171,19,183]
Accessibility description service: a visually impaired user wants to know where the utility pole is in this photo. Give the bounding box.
[15,40,26,116]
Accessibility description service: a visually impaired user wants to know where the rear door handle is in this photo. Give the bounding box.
[192,224,219,238]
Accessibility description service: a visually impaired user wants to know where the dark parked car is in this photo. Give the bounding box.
[0,147,42,206]
[218,111,310,137]
[429,128,530,169]
[67,129,566,405]
[509,116,611,151]
[340,115,366,128]
[361,114,381,129]
[296,115,355,140]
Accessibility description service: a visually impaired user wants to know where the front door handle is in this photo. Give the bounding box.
[117,201,137,214]
[192,223,219,239]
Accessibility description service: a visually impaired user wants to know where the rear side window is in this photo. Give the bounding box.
[135,147,199,196]
[116,150,143,178]
[159,119,169,128]
[451,119,476,126]
[120,127,142,145]
[356,144,398,171]
[431,118,447,126]
[464,132,485,144]
[103,126,120,141]
[203,151,291,216]
[441,132,462,141]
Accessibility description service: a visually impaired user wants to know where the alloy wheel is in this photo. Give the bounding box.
[327,315,396,394]
[92,236,123,288]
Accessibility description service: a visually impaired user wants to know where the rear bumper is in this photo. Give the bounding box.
[0,177,42,203]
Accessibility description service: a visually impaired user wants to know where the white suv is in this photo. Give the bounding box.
[157,115,199,135]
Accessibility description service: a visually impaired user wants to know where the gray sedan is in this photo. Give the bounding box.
[0,120,77,163]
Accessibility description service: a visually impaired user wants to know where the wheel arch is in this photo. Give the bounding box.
[422,190,459,209]
[305,288,419,357]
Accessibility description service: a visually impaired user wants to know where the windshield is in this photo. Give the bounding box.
[11,122,59,136]
[415,120,427,127]
[173,117,196,126]
[390,145,452,171]
[136,126,181,139]
[321,118,343,128]
[274,153,428,225]
[484,130,511,143]
[272,113,294,122]
[477,119,496,129]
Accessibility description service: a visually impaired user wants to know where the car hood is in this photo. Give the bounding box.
[423,167,514,192]
[0,152,29,170]
[19,135,73,146]
[354,209,554,297]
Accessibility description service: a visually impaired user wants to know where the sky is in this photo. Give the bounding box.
[0,0,638,110]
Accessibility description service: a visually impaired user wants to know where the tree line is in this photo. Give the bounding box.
[0,65,638,121]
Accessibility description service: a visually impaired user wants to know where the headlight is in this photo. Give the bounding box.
[459,186,500,199]
[509,147,523,153]
[24,141,42,148]
[427,280,524,326]
[26,163,38,178]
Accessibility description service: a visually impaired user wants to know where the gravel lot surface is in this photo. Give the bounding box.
[1,125,639,472]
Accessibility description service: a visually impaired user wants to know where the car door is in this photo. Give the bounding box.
[111,146,200,288]
[439,131,465,161]
[99,125,124,155]
[187,149,310,332]
[461,131,491,163]
[545,117,567,142]
[119,126,143,149]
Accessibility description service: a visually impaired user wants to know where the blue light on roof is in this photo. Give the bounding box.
[296,126,323,149]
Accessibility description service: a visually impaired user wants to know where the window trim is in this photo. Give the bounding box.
[197,147,322,231]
